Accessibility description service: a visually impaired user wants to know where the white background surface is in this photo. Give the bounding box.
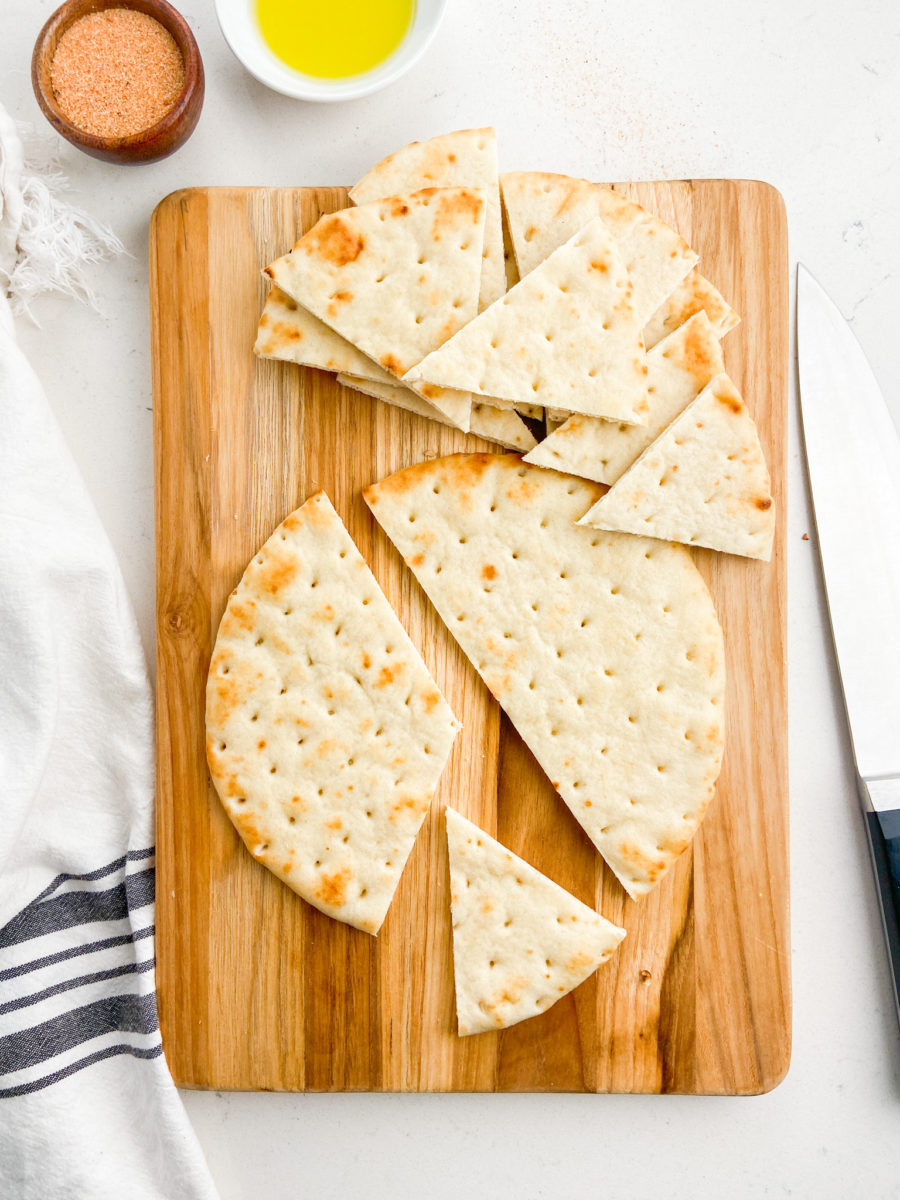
[3,0,900,1196]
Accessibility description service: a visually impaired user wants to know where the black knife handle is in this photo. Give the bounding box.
[862,804,900,1022]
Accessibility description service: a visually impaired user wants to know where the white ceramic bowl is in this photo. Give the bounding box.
[214,0,447,102]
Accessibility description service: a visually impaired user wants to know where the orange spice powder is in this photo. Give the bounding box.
[51,9,185,139]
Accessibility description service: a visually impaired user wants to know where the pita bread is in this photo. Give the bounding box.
[502,201,520,291]
[364,454,726,898]
[524,311,725,484]
[578,374,775,560]
[350,127,505,311]
[500,171,697,325]
[336,373,537,452]
[445,807,625,1035]
[644,267,740,350]
[405,217,649,424]
[264,188,487,430]
[206,492,460,934]
[255,285,396,383]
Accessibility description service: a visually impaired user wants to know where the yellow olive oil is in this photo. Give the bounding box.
[256,0,416,79]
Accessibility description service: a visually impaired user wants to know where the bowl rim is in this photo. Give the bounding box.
[31,0,204,152]
[214,0,448,103]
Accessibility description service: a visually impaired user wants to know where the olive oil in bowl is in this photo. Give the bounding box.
[256,0,416,79]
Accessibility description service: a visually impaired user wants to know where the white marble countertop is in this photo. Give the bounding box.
[4,0,900,1195]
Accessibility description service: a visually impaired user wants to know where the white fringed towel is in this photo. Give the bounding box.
[0,103,217,1199]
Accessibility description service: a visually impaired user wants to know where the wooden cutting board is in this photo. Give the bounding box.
[151,181,789,1094]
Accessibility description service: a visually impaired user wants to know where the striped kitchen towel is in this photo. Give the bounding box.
[0,103,217,1199]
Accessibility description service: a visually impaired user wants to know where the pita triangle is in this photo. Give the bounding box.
[364,455,726,899]
[206,493,460,935]
[350,127,505,311]
[336,374,536,453]
[644,267,740,350]
[524,311,725,484]
[404,216,649,425]
[255,285,396,383]
[578,373,775,560]
[445,808,625,1035]
[500,171,697,326]
[264,188,487,429]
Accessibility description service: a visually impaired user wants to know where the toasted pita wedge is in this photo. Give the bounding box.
[644,267,740,349]
[445,808,625,1035]
[337,374,536,452]
[364,455,726,898]
[206,492,460,934]
[578,374,775,560]
[350,127,505,311]
[255,285,395,383]
[525,312,724,484]
[500,171,697,325]
[405,217,648,424]
[264,188,486,430]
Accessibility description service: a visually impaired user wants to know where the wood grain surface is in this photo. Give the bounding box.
[152,181,789,1094]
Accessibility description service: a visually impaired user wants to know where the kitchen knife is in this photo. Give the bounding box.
[797,264,900,1026]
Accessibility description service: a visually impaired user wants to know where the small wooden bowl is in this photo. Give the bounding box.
[32,0,204,164]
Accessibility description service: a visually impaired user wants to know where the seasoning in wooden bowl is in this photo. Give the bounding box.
[50,8,184,139]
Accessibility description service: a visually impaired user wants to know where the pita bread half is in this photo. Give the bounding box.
[578,374,775,560]
[500,171,698,326]
[350,127,505,311]
[364,454,726,898]
[644,267,740,350]
[524,311,725,484]
[264,188,486,429]
[206,491,460,935]
[336,373,537,452]
[255,285,396,383]
[405,216,649,424]
[445,808,626,1036]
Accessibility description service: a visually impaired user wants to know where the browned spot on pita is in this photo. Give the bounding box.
[326,817,343,830]
[257,550,299,596]
[566,950,595,973]
[270,320,302,343]
[480,897,494,914]
[302,214,365,267]
[257,738,267,750]
[673,317,720,380]
[317,738,337,757]
[362,652,372,669]
[314,603,335,621]
[390,794,427,822]
[263,264,275,279]
[221,601,256,633]
[431,188,483,232]
[326,290,354,318]
[389,198,410,218]
[714,389,743,415]
[421,688,441,713]
[315,867,352,907]
[481,563,497,580]
[589,260,609,273]
[486,672,512,699]
[756,496,773,510]
[377,663,404,688]
[380,352,405,375]
[617,841,667,883]
[410,552,425,567]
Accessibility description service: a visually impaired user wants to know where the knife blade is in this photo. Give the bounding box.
[797,264,900,1024]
